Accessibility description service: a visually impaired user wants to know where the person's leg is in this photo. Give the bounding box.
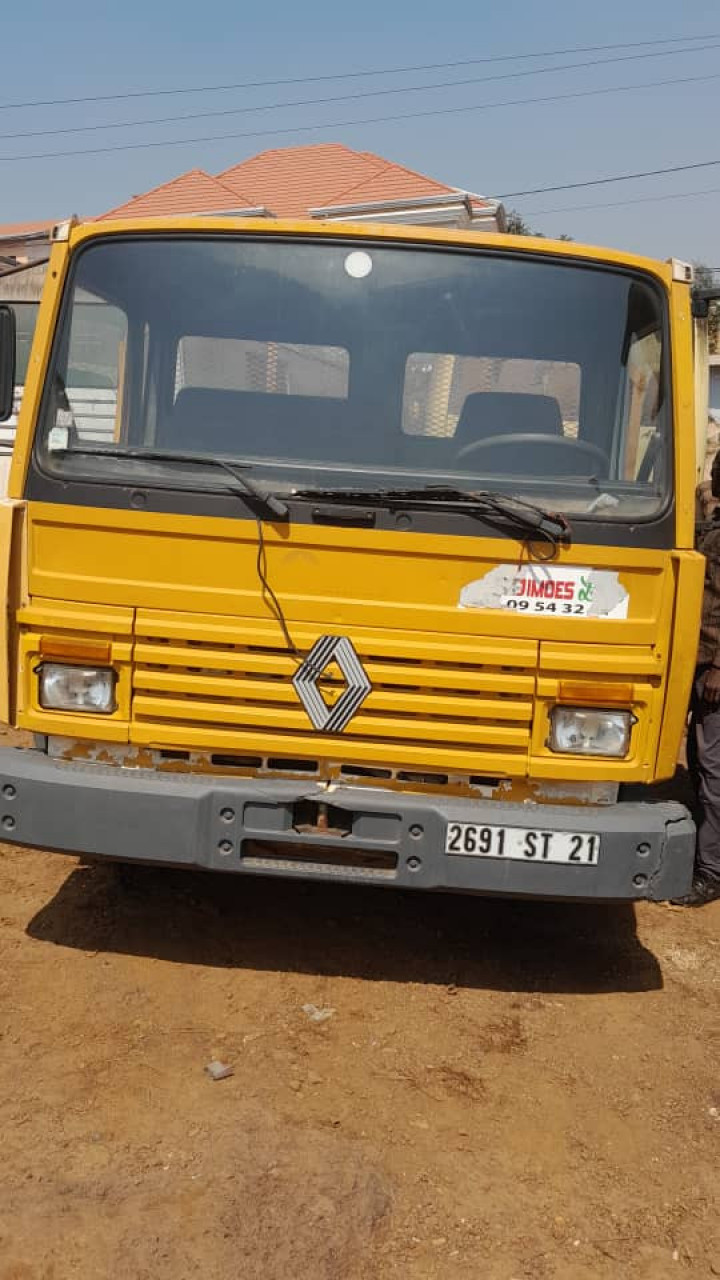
[672,667,720,904]
[689,665,720,887]
[686,667,701,782]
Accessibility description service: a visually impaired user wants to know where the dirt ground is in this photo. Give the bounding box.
[1,828,719,1280]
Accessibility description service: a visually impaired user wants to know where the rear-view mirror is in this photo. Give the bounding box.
[0,305,16,422]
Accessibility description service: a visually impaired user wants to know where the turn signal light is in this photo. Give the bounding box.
[39,637,112,664]
[557,681,633,705]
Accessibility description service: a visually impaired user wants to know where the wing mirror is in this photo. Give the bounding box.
[0,305,16,422]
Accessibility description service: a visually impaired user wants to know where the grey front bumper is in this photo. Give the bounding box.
[0,747,695,901]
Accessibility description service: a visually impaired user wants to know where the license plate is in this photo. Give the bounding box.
[445,823,600,865]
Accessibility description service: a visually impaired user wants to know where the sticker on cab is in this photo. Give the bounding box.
[458,564,629,618]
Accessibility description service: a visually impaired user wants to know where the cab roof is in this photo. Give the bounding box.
[54,214,675,287]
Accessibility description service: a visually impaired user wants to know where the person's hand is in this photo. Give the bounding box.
[704,666,720,707]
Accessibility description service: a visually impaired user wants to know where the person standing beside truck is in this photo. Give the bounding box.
[674,449,720,906]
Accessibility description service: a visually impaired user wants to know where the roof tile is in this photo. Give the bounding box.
[218,144,386,217]
[98,169,260,220]
[326,157,453,209]
[218,144,494,218]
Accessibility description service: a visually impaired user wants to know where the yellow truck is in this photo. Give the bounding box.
[0,215,708,899]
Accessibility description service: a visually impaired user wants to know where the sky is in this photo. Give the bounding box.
[2,0,719,266]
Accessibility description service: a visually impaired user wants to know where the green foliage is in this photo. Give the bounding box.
[505,209,536,236]
[505,209,573,242]
[694,263,720,354]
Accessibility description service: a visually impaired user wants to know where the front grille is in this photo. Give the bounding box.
[131,612,537,776]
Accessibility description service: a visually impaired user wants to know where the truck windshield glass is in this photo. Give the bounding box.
[37,236,670,521]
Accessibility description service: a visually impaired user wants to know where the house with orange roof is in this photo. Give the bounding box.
[99,143,505,230]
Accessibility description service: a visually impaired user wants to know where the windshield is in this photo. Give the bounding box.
[35,235,670,522]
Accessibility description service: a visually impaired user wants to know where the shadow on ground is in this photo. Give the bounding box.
[26,858,663,995]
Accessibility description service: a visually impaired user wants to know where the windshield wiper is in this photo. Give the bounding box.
[293,484,571,550]
[52,445,289,521]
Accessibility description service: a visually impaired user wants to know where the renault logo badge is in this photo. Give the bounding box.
[293,635,372,733]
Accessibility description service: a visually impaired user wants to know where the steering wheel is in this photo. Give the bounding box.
[455,432,610,474]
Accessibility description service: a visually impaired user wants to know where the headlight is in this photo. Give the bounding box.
[38,664,116,714]
[549,706,634,757]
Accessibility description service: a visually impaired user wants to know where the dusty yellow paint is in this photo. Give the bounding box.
[669,279,698,548]
[0,501,26,724]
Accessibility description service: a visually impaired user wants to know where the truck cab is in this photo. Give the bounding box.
[0,216,705,899]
